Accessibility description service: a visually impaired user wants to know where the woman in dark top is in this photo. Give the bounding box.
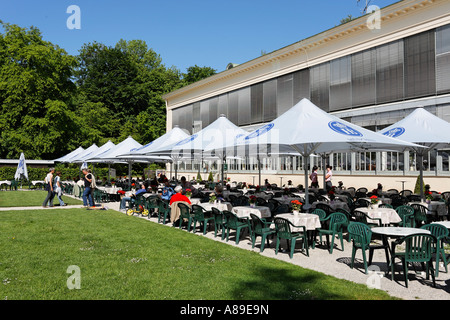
[82,169,94,208]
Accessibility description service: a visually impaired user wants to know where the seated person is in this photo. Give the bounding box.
[169,186,192,205]
[214,184,225,202]
[120,184,147,211]
[180,176,195,193]
[161,181,174,202]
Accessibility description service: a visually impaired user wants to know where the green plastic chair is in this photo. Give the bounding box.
[317,212,348,254]
[223,210,249,244]
[310,208,326,248]
[395,205,415,228]
[352,209,382,228]
[420,224,449,277]
[157,200,171,224]
[249,213,275,252]
[211,207,227,240]
[177,203,194,232]
[390,233,436,288]
[379,203,393,209]
[273,217,309,259]
[145,196,160,217]
[347,222,390,274]
[410,203,430,227]
[191,204,214,234]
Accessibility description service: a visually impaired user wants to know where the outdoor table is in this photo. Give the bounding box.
[409,201,448,218]
[311,201,350,212]
[223,190,242,201]
[0,180,11,185]
[273,197,301,206]
[432,221,450,229]
[189,198,202,205]
[371,227,431,274]
[356,207,401,226]
[253,192,273,201]
[232,206,271,219]
[275,213,321,232]
[200,201,232,212]
[364,197,392,205]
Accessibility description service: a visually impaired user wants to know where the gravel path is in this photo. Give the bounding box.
[2,197,449,300]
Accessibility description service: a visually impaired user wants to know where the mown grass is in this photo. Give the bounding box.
[0,208,398,300]
[0,190,82,207]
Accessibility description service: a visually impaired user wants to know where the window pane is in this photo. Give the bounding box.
[228,90,239,125]
[376,40,404,104]
[293,69,310,104]
[330,56,352,111]
[436,25,450,94]
[277,74,293,116]
[209,97,218,124]
[218,94,228,117]
[310,63,330,111]
[351,49,376,107]
[263,79,277,122]
[238,87,251,126]
[404,30,436,99]
[251,83,263,124]
[200,100,209,128]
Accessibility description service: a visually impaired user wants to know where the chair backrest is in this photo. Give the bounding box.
[335,207,351,220]
[396,205,414,218]
[400,189,413,197]
[211,207,225,225]
[399,234,436,262]
[146,196,160,209]
[352,210,369,225]
[420,224,449,241]
[237,196,249,206]
[275,204,290,214]
[379,203,393,208]
[177,202,191,219]
[311,208,326,220]
[274,217,293,239]
[256,197,267,205]
[223,210,240,228]
[410,203,428,222]
[357,187,368,193]
[191,204,206,218]
[327,212,348,231]
[315,203,333,215]
[347,222,372,247]
[317,195,329,203]
[355,198,370,208]
[250,213,265,234]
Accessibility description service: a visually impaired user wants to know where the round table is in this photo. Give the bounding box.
[409,201,447,217]
[275,213,321,232]
[356,207,401,226]
[232,206,271,219]
[199,202,232,212]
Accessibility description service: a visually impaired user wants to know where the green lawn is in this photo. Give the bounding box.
[0,190,82,207]
[0,208,398,300]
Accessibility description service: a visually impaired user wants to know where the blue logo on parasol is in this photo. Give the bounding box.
[382,127,405,138]
[245,123,274,140]
[175,134,198,146]
[328,121,363,137]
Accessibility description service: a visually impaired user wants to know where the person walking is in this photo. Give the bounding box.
[54,171,67,206]
[325,165,333,192]
[43,167,55,208]
[309,166,319,188]
[82,168,94,208]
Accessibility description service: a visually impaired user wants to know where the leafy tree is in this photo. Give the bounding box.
[182,65,216,86]
[0,22,78,159]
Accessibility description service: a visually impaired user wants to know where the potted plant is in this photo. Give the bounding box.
[249,195,257,208]
[185,188,192,198]
[291,200,302,215]
[370,195,379,209]
[209,193,217,204]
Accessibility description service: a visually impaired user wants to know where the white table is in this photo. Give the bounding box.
[275,213,321,232]
[432,221,450,229]
[357,207,402,225]
[232,206,271,219]
[372,227,431,237]
[0,180,11,186]
[98,186,122,194]
[410,201,447,217]
[200,202,232,212]
[189,198,202,205]
[273,197,302,206]
[364,197,392,205]
[311,201,350,212]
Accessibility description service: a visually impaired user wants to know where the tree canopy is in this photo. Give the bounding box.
[0,22,216,159]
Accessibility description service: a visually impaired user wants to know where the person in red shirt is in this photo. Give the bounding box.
[169,186,192,205]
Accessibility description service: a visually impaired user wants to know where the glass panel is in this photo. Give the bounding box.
[209,97,218,124]
[263,79,277,122]
[404,30,436,99]
[332,152,351,171]
[355,152,376,171]
[218,94,228,117]
[200,100,209,128]
[238,87,251,126]
[228,90,239,125]
[293,69,310,104]
[193,102,200,121]
[351,49,376,107]
[251,83,263,124]
[277,74,293,116]
[330,56,352,111]
[436,25,450,94]
[376,40,404,104]
[310,63,330,111]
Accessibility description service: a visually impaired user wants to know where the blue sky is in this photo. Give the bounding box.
[0,0,399,73]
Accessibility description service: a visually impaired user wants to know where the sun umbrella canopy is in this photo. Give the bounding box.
[379,108,450,150]
[67,144,99,163]
[53,146,85,163]
[86,137,143,163]
[14,152,28,180]
[379,107,450,199]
